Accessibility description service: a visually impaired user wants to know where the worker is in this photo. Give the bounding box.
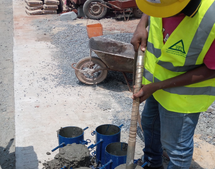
[131,0,215,169]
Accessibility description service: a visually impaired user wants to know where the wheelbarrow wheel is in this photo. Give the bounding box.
[83,0,107,20]
[75,57,108,85]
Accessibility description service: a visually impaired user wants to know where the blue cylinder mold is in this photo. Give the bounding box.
[104,142,128,169]
[92,124,123,165]
[52,126,89,152]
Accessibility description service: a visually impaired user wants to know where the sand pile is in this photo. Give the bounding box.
[43,143,90,169]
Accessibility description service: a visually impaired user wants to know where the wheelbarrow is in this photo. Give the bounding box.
[67,0,142,20]
[83,0,142,20]
[71,36,135,91]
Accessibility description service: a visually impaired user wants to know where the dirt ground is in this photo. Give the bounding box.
[0,0,215,169]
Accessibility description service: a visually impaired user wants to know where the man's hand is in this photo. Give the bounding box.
[131,14,149,52]
[132,83,158,103]
[132,65,215,103]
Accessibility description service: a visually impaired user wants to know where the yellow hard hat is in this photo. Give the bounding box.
[136,0,191,18]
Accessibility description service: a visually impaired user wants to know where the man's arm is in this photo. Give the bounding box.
[133,64,215,103]
[130,14,149,52]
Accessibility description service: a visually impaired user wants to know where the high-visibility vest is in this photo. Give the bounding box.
[143,0,215,113]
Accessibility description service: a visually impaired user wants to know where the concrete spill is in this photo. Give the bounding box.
[115,164,143,169]
[42,143,90,169]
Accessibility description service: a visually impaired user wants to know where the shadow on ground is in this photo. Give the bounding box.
[15,145,39,169]
[1,141,38,169]
[0,139,15,169]
[99,71,133,92]
[76,71,133,93]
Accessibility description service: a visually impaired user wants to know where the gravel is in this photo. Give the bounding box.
[31,16,215,146]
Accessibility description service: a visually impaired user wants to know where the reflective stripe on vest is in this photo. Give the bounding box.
[143,0,215,113]
[144,68,215,96]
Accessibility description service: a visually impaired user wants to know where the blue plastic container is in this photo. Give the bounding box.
[90,124,123,165]
[103,142,128,169]
[52,126,89,152]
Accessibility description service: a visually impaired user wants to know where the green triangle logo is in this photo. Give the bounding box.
[168,40,185,54]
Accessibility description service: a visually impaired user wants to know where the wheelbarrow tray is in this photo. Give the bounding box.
[108,0,137,9]
[89,37,135,73]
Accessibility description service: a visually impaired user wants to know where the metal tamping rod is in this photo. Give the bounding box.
[126,47,145,169]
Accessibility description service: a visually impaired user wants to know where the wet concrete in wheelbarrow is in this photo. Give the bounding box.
[42,143,90,169]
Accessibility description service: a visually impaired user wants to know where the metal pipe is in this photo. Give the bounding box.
[126,48,145,169]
